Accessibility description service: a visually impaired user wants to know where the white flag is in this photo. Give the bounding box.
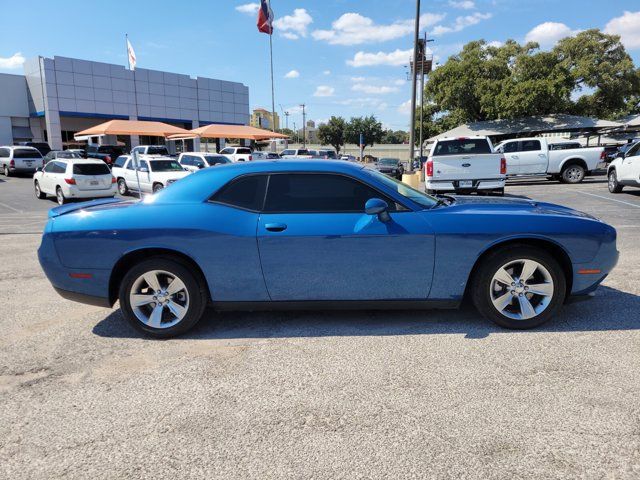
[127,39,137,70]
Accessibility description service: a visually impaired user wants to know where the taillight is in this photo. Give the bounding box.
[500,157,507,175]
[426,159,433,177]
[248,155,252,161]
[64,178,76,185]
[111,176,117,183]
[105,155,111,164]
[600,151,606,160]
[9,159,15,168]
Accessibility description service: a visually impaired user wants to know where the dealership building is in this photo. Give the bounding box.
[0,55,250,150]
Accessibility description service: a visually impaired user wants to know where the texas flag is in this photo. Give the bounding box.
[256,0,274,35]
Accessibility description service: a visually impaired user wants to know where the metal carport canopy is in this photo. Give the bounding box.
[74,120,192,140]
[169,124,289,141]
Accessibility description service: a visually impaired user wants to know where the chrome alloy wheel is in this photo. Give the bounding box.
[129,270,189,329]
[565,166,584,182]
[490,259,554,320]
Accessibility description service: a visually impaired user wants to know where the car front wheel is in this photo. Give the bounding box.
[119,258,207,338]
[608,170,623,193]
[56,187,66,205]
[34,181,46,199]
[117,178,129,196]
[152,183,164,193]
[561,164,586,184]
[471,245,566,329]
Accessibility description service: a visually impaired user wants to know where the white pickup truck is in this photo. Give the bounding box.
[425,136,506,195]
[494,137,606,183]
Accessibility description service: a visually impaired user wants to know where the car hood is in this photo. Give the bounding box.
[441,195,598,220]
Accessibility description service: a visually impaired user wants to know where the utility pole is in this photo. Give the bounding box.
[407,0,421,173]
[419,33,425,162]
[300,104,306,148]
[284,111,290,130]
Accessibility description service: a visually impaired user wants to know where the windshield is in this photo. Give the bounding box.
[365,169,437,208]
[205,155,231,166]
[379,158,398,165]
[150,160,184,172]
[146,146,169,155]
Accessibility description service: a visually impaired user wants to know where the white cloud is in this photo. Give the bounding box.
[312,12,445,46]
[313,85,335,97]
[235,3,259,15]
[338,97,388,111]
[431,12,491,36]
[524,22,578,49]
[347,48,413,67]
[0,52,25,69]
[284,69,300,78]
[397,99,413,114]
[323,70,331,75]
[350,76,367,82]
[449,0,475,9]
[394,79,406,86]
[604,11,640,50]
[352,83,399,94]
[274,8,313,39]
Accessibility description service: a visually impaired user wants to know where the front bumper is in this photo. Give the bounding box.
[426,178,506,191]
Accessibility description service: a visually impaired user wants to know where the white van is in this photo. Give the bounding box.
[0,146,43,176]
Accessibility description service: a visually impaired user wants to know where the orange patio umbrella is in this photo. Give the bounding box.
[75,119,192,138]
[169,124,289,141]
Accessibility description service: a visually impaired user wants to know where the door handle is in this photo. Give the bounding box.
[461,156,471,159]
[511,155,519,159]
[538,154,546,157]
[265,223,287,232]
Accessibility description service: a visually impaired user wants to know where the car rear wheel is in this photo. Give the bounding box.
[152,183,164,193]
[4,165,11,177]
[34,181,46,199]
[119,258,207,338]
[117,178,129,196]
[608,170,623,193]
[561,164,585,184]
[471,245,566,329]
[56,186,66,205]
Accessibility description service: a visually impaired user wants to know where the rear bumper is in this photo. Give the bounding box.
[63,184,117,198]
[9,167,38,174]
[426,178,506,191]
[53,287,111,308]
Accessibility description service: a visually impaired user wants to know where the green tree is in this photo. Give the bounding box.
[381,129,409,144]
[317,116,347,153]
[344,115,384,152]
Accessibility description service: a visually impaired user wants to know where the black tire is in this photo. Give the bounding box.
[494,188,505,196]
[471,245,566,330]
[119,257,208,338]
[34,181,46,199]
[117,178,129,196]
[56,186,66,205]
[152,183,164,193]
[560,163,586,184]
[608,169,623,193]
[4,165,11,177]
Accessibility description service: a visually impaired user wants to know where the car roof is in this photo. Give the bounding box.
[8,145,39,150]
[57,158,108,164]
[202,159,363,174]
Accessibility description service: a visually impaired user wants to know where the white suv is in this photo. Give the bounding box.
[607,141,640,193]
[219,147,252,162]
[0,146,43,176]
[178,152,232,172]
[112,155,191,195]
[33,159,116,205]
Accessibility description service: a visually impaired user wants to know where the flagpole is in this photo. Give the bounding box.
[269,32,276,136]
[126,33,143,199]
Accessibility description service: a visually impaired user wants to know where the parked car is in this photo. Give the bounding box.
[280,148,313,159]
[340,154,356,162]
[112,155,191,195]
[66,148,87,158]
[131,145,171,157]
[15,141,51,156]
[178,152,232,172]
[0,146,43,176]
[251,151,281,160]
[86,144,124,166]
[33,159,116,205]
[38,160,618,339]
[219,147,252,162]
[43,150,83,164]
[425,136,506,195]
[316,149,338,159]
[607,140,640,193]
[373,157,404,179]
[494,137,606,183]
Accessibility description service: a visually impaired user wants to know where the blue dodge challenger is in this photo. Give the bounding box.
[38,160,618,338]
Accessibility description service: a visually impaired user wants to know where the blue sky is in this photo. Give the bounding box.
[1,0,639,130]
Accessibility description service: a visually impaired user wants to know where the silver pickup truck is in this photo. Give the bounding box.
[494,137,606,183]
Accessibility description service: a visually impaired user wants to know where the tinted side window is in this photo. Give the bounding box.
[211,175,268,211]
[43,162,56,172]
[0,148,9,158]
[237,148,251,154]
[181,155,192,166]
[220,148,233,154]
[502,142,518,153]
[627,143,640,157]
[264,174,393,213]
[125,159,135,170]
[114,156,128,168]
[52,161,67,174]
[521,140,541,152]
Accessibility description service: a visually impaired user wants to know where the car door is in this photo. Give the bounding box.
[39,161,57,193]
[500,140,520,174]
[256,173,435,301]
[220,148,235,162]
[518,139,547,174]
[619,142,640,183]
[137,160,152,192]
[50,161,68,190]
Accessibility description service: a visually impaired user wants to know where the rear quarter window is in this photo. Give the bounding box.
[433,139,491,156]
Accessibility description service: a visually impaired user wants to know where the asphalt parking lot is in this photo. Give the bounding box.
[1,173,639,479]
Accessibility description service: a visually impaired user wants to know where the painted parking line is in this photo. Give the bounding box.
[577,191,640,208]
[0,202,23,213]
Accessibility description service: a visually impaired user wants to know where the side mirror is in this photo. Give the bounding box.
[197,164,205,169]
[365,198,391,223]
[138,167,149,173]
[616,151,625,158]
[36,167,43,172]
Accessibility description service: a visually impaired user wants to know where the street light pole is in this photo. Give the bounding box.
[300,104,306,148]
[407,0,420,173]
[419,32,426,162]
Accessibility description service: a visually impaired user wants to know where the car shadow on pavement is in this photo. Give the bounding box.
[92,286,639,341]
[506,177,607,187]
